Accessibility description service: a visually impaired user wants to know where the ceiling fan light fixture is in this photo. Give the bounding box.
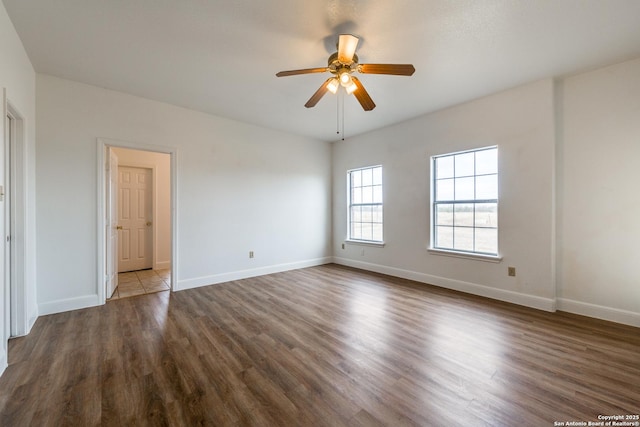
[326,78,339,94]
[339,71,351,85]
[345,81,357,94]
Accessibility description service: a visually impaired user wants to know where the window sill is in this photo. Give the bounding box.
[345,239,386,248]
[427,248,502,263]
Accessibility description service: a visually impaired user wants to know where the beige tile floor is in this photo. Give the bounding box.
[107,269,171,300]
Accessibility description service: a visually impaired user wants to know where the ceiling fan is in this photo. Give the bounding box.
[276,34,415,111]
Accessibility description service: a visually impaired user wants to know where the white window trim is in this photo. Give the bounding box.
[430,146,499,257]
[347,165,384,243]
[345,239,386,247]
[427,247,502,263]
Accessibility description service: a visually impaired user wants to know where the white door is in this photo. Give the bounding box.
[105,149,118,297]
[118,166,152,272]
[4,112,12,328]
[1,90,6,348]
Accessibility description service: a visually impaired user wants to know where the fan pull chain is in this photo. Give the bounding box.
[341,91,345,140]
[336,90,340,136]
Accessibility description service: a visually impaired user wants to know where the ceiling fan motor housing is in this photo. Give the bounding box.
[328,52,359,76]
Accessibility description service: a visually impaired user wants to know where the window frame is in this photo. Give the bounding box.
[429,146,501,262]
[346,165,384,245]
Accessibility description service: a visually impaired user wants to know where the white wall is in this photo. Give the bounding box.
[333,79,557,311]
[112,147,171,270]
[0,2,38,374]
[557,57,640,325]
[36,74,332,314]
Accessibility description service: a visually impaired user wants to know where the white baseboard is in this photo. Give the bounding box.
[333,257,557,312]
[27,312,38,335]
[176,257,333,291]
[154,261,171,270]
[557,298,640,328]
[31,259,639,329]
[38,294,101,316]
[11,312,39,338]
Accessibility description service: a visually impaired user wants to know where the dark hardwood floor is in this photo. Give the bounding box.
[0,264,638,426]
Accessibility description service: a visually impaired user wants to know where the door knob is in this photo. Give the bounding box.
[116,226,123,230]
[146,221,152,226]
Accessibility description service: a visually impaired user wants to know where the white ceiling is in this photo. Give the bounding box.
[4,0,640,142]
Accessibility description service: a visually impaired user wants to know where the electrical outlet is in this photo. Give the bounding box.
[508,267,516,277]
[341,243,345,249]
[249,251,254,259]
[361,248,365,256]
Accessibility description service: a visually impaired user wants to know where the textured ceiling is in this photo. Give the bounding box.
[4,0,640,141]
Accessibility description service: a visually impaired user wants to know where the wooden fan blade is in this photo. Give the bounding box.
[358,64,415,76]
[338,34,359,63]
[351,77,376,111]
[276,67,329,77]
[305,78,334,108]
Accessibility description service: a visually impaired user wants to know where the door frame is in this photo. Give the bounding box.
[4,98,27,338]
[97,138,177,304]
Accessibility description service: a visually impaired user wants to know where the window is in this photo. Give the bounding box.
[348,165,383,243]
[432,147,498,256]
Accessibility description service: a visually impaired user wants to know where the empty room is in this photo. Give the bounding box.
[0,1,639,425]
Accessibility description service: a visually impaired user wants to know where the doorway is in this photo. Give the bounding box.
[97,138,176,304]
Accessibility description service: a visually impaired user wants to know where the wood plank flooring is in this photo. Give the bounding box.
[0,264,638,426]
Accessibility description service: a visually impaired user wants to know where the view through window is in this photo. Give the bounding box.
[432,147,498,255]
[348,165,383,242]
